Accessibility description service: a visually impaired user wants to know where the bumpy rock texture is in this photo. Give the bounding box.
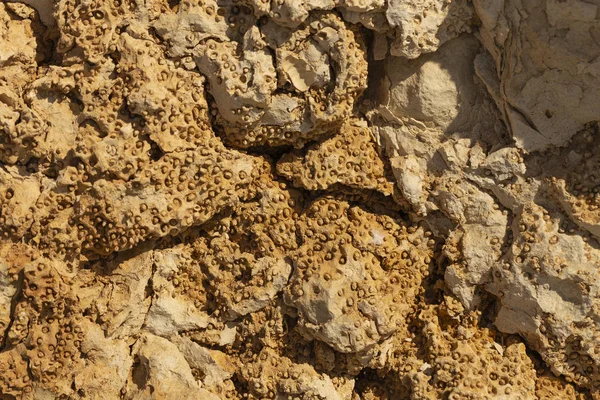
[0,0,598,399]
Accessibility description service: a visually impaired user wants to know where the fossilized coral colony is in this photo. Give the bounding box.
[0,0,599,398]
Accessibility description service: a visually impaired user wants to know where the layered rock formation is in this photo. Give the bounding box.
[0,0,599,399]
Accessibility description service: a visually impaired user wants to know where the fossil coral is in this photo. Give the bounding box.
[0,0,599,398]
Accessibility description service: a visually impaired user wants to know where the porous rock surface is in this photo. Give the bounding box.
[0,0,599,399]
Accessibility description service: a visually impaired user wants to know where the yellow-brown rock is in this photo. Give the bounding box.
[1,0,599,398]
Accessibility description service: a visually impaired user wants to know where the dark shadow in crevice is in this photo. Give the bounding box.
[0,269,24,352]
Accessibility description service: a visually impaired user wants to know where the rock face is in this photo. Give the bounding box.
[474,0,600,152]
[0,0,599,398]
[285,196,434,354]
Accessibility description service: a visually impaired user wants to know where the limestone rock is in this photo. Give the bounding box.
[240,348,355,399]
[176,336,236,389]
[419,307,538,399]
[439,178,508,309]
[144,247,211,337]
[386,0,474,59]
[285,196,434,353]
[488,203,600,389]
[89,249,153,339]
[1,0,599,398]
[277,119,395,195]
[125,333,220,400]
[0,3,40,67]
[384,34,499,132]
[186,12,368,148]
[473,0,600,151]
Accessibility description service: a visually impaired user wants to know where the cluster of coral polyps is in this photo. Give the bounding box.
[1,0,599,398]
